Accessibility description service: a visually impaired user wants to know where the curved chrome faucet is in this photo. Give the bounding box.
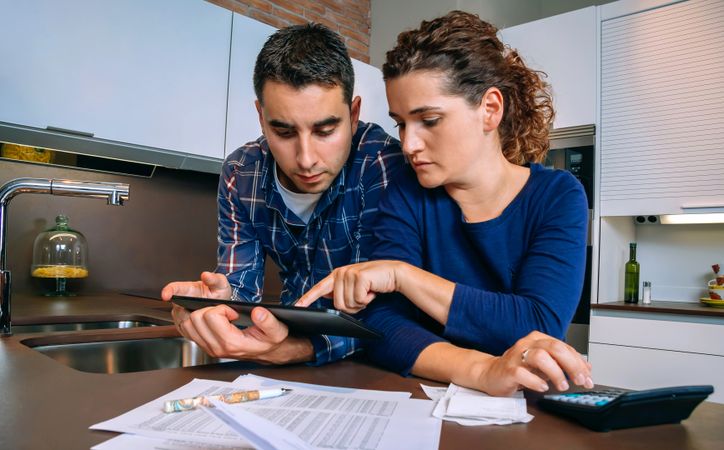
[0,178,129,336]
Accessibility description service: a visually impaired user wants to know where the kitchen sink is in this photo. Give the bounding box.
[27,337,234,373]
[12,319,164,334]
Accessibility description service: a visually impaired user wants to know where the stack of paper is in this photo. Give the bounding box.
[91,374,442,450]
[421,383,534,426]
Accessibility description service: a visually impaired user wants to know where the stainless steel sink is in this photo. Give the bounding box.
[12,320,162,334]
[28,337,233,373]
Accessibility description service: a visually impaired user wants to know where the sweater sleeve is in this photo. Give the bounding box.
[359,293,446,376]
[444,177,589,355]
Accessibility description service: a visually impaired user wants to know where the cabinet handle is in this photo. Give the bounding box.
[46,126,94,138]
[681,204,724,209]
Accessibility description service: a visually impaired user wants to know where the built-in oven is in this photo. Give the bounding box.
[544,125,594,354]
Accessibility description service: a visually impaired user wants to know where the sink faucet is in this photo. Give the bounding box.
[0,178,129,336]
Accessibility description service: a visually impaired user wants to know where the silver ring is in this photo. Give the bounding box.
[521,349,530,363]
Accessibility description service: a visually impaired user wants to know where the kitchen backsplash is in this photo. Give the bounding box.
[0,159,281,296]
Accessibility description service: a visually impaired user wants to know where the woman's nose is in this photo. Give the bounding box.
[400,128,422,156]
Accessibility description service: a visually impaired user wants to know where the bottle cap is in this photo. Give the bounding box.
[643,281,651,287]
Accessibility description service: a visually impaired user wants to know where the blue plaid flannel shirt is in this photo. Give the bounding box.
[216,121,403,365]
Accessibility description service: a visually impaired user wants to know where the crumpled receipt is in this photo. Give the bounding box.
[421,383,534,426]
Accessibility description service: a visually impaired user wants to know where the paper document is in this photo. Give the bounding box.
[422,383,534,426]
[92,434,253,450]
[92,375,440,450]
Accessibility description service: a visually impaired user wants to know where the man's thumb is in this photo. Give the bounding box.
[251,307,288,342]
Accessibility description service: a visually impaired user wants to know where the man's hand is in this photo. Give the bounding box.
[171,304,314,364]
[160,271,232,301]
[162,272,314,364]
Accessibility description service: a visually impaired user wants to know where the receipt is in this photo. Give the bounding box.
[422,383,534,426]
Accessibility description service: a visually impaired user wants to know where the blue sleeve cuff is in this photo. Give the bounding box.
[444,283,512,356]
[306,334,361,366]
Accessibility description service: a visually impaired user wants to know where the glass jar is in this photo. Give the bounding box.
[31,215,88,296]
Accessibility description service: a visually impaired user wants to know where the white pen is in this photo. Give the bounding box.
[163,387,292,413]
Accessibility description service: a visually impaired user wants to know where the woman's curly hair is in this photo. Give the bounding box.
[382,11,554,164]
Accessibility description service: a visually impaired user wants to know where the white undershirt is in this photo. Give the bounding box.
[274,164,323,224]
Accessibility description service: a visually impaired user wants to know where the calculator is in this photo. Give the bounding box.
[538,385,713,431]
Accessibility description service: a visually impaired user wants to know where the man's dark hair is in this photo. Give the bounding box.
[253,23,354,106]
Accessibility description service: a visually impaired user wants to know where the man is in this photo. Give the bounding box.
[161,23,402,365]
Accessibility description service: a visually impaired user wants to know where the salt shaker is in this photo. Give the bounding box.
[642,281,652,304]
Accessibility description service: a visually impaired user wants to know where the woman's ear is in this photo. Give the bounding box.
[481,87,504,132]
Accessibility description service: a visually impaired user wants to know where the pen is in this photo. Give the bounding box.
[163,388,292,413]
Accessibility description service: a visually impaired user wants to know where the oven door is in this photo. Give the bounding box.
[546,125,595,354]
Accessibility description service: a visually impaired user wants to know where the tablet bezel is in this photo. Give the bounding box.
[170,295,383,339]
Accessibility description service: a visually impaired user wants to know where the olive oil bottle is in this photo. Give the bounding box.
[624,242,640,303]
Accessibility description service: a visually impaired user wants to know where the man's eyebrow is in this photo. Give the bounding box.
[313,116,342,128]
[269,120,294,129]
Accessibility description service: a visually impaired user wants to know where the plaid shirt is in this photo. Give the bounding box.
[216,121,403,365]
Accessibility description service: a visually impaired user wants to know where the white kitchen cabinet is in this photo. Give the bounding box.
[599,0,724,216]
[225,14,275,157]
[0,0,231,160]
[499,7,596,130]
[589,313,724,403]
[589,343,724,403]
[225,13,396,157]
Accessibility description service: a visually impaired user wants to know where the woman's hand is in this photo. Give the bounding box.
[295,260,403,313]
[475,330,593,397]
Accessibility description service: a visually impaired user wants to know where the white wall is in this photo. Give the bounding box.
[370,0,613,68]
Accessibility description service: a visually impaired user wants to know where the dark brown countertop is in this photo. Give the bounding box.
[593,300,724,318]
[2,293,723,449]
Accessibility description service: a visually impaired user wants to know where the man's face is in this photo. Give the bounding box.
[256,81,361,194]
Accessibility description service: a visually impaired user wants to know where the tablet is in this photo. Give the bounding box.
[171,295,383,340]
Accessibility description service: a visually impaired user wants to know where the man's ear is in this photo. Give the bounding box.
[481,87,504,132]
[255,99,265,135]
[350,96,362,135]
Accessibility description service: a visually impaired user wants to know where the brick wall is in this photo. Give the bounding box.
[208,0,371,63]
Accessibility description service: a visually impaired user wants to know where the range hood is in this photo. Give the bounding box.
[0,121,222,175]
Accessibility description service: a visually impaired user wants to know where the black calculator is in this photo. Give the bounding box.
[538,385,713,431]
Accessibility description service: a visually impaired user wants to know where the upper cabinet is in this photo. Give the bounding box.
[0,0,231,160]
[225,14,275,157]
[599,0,724,216]
[225,13,395,157]
[499,7,596,130]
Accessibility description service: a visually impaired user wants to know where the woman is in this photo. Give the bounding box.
[297,11,592,396]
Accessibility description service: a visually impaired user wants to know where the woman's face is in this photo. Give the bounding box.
[385,70,497,189]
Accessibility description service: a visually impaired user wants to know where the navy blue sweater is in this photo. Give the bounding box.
[360,163,588,375]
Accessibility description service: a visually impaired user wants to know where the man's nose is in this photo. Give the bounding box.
[296,135,317,170]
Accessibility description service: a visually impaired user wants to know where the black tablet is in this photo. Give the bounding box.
[170,295,383,339]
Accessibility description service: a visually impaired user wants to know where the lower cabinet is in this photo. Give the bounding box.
[589,314,724,403]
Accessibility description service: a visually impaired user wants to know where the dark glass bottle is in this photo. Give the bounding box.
[624,242,640,303]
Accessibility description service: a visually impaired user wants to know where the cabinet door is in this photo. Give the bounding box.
[499,7,596,129]
[589,343,724,404]
[225,13,276,157]
[590,315,724,356]
[599,0,724,216]
[0,0,230,159]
